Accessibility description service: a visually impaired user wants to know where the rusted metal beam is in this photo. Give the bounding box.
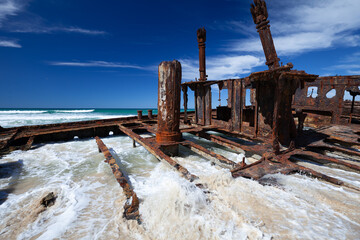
[293,150,360,172]
[191,131,268,156]
[22,136,34,151]
[250,0,279,70]
[180,140,236,168]
[119,124,198,182]
[95,137,141,223]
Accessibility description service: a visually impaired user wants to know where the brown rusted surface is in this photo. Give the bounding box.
[197,27,207,82]
[250,0,279,70]
[137,110,143,120]
[147,109,153,119]
[156,61,182,146]
[95,137,141,223]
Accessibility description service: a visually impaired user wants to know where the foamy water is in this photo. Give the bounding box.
[0,109,136,127]
[0,111,359,239]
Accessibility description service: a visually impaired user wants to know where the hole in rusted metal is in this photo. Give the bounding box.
[326,89,336,99]
[307,86,318,98]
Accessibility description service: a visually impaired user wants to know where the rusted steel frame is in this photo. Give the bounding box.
[253,84,259,137]
[308,140,360,158]
[118,124,198,182]
[231,152,360,191]
[190,130,268,156]
[180,140,236,168]
[95,137,140,223]
[293,150,360,172]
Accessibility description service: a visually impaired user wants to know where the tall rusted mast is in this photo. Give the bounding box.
[197,27,207,81]
[251,0,279,70]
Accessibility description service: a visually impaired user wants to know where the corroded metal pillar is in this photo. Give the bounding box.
[137,110,143,120]
[251,0,279,70]
[197,28,207,81]
[156,60,182,155]
[147,109,153,119]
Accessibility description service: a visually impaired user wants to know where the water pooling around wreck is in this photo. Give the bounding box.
[0,134,359,239]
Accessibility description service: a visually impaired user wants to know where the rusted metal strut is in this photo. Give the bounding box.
[95,137,141,223]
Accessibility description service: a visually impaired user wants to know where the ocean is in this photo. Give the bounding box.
[0,109,359,239]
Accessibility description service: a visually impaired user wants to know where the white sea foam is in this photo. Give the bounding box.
[54,109,95,113]
[0,110,48,114]
[0,132,359,239]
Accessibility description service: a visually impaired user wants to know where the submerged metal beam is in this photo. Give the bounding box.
[181,140,236,168]
[119,124,198,182]
[95,137,141,223]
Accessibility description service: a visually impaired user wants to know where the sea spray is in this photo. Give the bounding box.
[0,134,359,239]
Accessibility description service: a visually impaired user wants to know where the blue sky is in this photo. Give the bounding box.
[1,0,360,108]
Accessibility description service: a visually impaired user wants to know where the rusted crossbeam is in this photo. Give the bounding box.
[95,137,141,223]
[294,150,360,172]
[308,140,360,158]
[190,131,268,156]
[180,140,236,168]
[118,124,198,182]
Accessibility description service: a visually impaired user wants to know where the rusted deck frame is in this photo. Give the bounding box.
[231,150,360,191]
[189,130,268,156]
[118,124,198,182]
[95,137,141,223]
[180,140,236,168]
[308,140,360,158]
[292,150,360,172]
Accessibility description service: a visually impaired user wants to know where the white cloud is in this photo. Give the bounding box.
[10,25,107,35]
[0,39,21,48]
[0,1,106,35]
[0,0,22,26]
[228,0,360,55]
[181,55,264,81]
[50,61,143,69]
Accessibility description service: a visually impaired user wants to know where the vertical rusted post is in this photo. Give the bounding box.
[133,139,136,148]
[156,60,182,156]
[251,0,280,70]
[197,27,207,81]
[147,109,153,119]
[137,110,143,120]
[182,85,188,124]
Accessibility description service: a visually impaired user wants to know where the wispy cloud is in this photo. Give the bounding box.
[0,0,106,35]
[0,0,23,26]
[0,39,21,48]
[9,24,107,35]
[325,52,360,75]
[181,55,264,81]
[49,61,144,69]
[227,0,360,55]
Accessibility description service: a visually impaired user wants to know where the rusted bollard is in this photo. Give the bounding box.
[147,109,153,119]
[137,110,143,120]
[156,60,182,156]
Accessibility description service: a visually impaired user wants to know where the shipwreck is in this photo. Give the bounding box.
[1,0,359,223]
